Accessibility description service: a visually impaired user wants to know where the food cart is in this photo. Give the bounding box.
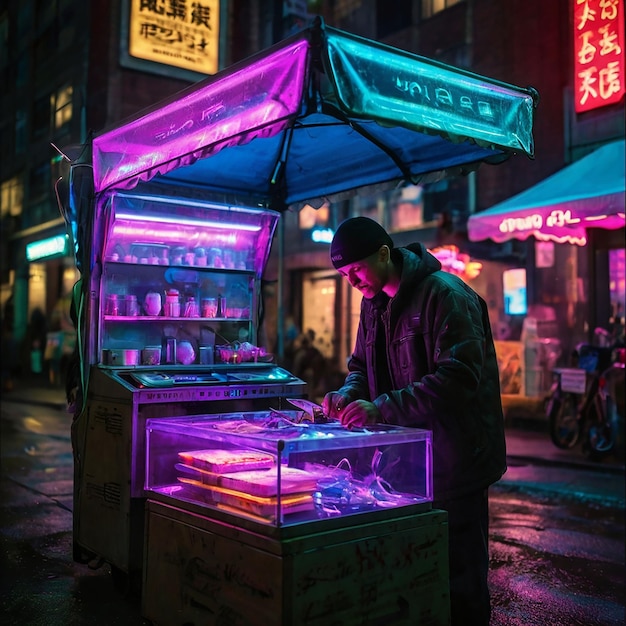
[64,18,536,624]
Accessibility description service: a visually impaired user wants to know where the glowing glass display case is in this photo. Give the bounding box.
[97,192,279,367]
[145,411,433,529]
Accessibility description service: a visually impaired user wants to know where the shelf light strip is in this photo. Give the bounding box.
[114,212,261,232]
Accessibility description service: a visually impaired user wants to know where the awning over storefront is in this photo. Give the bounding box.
[467,139,625,246]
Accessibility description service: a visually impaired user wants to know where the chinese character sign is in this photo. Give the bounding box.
[128,0,220,75]
[573,0,625,113]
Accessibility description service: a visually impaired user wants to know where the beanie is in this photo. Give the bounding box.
[330,217,393,269]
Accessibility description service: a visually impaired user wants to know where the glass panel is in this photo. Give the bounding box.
[325,28,536,156]
[97,193,280,362]
[104,193,280,275]
[145,413,433,527]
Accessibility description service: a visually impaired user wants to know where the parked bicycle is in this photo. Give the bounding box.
[546,329,625,461]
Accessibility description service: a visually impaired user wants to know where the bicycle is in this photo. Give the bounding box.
[546,336,625,461]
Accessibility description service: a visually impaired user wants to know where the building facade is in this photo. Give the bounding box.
[0,0,277,378]
[1,0,623,392]
[262,0,625,396]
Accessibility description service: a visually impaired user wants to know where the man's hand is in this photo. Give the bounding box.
[337,399,381,429]
[322,391,348,420]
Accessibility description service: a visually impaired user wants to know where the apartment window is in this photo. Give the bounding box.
[35,0,58,30]
[0,14,8,72]
[29,160,51,204]
[16,53,31,88]
[333,0,364,21]
[53,85,73,132]
[32,95,50,139]
[34,25,58,69]
[15,110,27,154]
[376,0,412,38]
[421,0,463,19]
[1,176,24,219]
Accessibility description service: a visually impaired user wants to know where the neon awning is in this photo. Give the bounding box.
[90,18,537,212]
[467,139,625,246]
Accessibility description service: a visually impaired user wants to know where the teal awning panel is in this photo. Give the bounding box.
[325,28,535,156]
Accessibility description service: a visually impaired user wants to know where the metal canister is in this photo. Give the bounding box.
[105,294,120,316]
[125,295,138,316]
[199,346,214,365]
[217,295,226,318]
[162,337,177,364]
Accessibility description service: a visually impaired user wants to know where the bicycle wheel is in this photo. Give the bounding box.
[583,394,615,459]
[548,392,581,449]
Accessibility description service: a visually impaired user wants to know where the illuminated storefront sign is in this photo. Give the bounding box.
[26,235,68,261]
[429,245,482,281]
[126,0,220,76]
[573,0,625,113]
[311,227,334,243]
[498,208,580,236]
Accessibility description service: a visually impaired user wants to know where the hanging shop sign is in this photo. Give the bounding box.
[573,0,625,113]
[121,0,221,79]
[26,235,68,262]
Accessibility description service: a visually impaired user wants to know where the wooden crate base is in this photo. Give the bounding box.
[142,500,450,625]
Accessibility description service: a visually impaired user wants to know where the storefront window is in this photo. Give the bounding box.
[421,0,463,19]
[298,203,329,229]
[389,185,425,232]
[502,268,527,316]
[302,270,336,359]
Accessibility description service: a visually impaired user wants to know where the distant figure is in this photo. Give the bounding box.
[1,316,16,391]
[26,307,47,376]
[46,291,76,386]
[282,314,300,371]
[292,329,325,397]
[1,297,17,391]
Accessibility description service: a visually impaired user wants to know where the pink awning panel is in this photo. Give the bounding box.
[92,37,310,193]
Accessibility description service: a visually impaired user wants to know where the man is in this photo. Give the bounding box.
[322,216,506,625]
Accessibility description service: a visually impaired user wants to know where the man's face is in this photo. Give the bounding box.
[337,248,387,299]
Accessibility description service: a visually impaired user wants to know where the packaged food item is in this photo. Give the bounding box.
[183,297,199,318]
[141,346,161,365]
[178,480,314,517]
[144,291,162,316]
[125,295,138,316]
[177,341,196,365]
[176,463,319,496]
[177,449,275,473]
[201,297,217,318]
[105,294,120,316]
[164,289,180,317]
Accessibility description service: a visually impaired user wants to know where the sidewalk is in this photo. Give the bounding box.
[1,378,69,411]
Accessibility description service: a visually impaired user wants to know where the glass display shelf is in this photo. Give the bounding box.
[103,316,251,322]
[145,412,433,528]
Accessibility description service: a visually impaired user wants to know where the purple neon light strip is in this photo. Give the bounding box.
[93,38,310,193]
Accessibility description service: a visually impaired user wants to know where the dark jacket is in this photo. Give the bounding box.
[337,242,507,501]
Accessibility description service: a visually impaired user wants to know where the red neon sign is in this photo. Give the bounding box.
[573,0,625,113]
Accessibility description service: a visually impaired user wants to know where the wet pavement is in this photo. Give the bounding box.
[1,380,624,625]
